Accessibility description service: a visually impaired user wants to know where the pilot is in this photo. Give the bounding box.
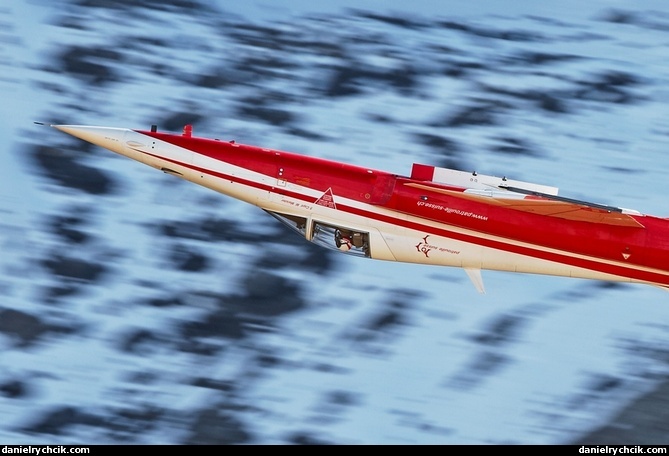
[338,236,353,251]
[335,229,353,251]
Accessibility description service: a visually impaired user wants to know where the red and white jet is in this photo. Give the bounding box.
[47,123,669,293]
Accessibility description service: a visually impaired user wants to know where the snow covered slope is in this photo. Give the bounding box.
[1,0,669,444]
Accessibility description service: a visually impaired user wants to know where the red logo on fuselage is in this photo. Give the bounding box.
[416,235,432,257]
[415,234,461,257]
[315,187,337,209]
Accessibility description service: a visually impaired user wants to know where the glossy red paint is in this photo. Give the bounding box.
[48,124,669,290]
[138,128,669,286]
[138,130,392,203]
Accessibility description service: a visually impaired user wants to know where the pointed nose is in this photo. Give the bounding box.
[52,125,129,155]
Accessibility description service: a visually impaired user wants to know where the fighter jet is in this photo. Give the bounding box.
[44,123,669,293]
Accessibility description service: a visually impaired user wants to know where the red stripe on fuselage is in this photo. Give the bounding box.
[138,130,386,202]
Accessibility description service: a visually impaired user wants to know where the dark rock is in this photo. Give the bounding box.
[238,271,305,317]
[41,255,106,282]
[184,407,252,444]
[576,71,641,105]
[367,308,403,332]
[325,65,366,98]
[169,245,209,272]
[479,84,571,114]
[413,133,460,154]
[48,212,90,245]
[236,105,295,127]
[191,378,234,392]
[389,64,419,94]
[286,431,333,445]
[437,20,543,42]
[535,93,569,113]
[573,378,669,445]
[298,244,334,275]
[158,217,248,242]
[28,144,116,195]
[441,60,486,78]
[111,405,164,435]
[42,284,81,302]
[0,379,29,399]
[599,9,638,25]
[326,390,360,407]
[324,61,419,98]
[145,296,184,307]
[284,126,328,141]
[252,220,335,274]
[23,406,104,435]
[194,70,233,89]
[255,352,282,368]
[73,0,206,12]
[413,133,463,167]
[175,272,306,354]
[180,309,246,348]
[490,136,540,157]
[472,314,526,346]
[590,375,623,393]
[447,351,510,389]
[441,101,512,128]
[0,309,49,347]
[124,371,159,384]
[118,328,161,354]
[355,11,427,30]
[339,299,409,357]
[56,45,122,86]
[509,51,581,66]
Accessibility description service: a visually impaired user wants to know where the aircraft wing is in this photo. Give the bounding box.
[406,183,645,228]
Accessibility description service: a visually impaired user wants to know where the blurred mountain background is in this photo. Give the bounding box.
[1,0,669,444]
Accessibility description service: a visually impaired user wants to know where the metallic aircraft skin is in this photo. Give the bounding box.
[49,124,669,293]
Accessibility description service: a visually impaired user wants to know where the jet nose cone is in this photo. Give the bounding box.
[52,125,129,154]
